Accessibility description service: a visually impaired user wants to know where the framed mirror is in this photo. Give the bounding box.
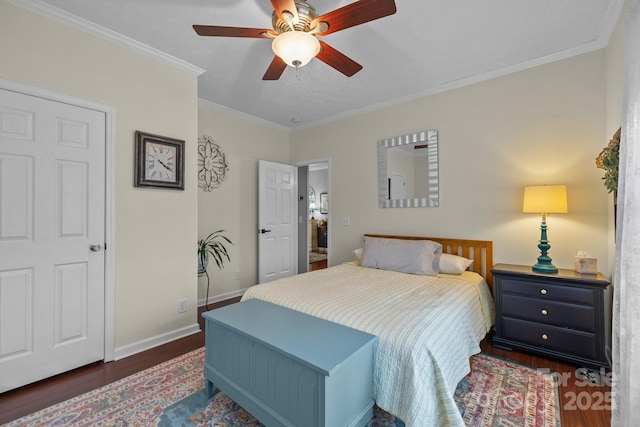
[377,129,438,208]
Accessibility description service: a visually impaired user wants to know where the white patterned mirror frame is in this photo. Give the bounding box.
[377,129,439,208]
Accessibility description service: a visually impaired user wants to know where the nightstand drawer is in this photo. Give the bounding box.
[501,278,595,305]
[502,317,597,359]
[502,294,596,331]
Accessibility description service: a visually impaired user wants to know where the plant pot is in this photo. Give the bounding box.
[198,254,208,275]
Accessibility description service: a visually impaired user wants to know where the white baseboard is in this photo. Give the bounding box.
[111,293,244,361]
[112,323,201,361]
[198,289,246,308]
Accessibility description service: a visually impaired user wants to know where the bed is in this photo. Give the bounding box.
[241,234,495,427]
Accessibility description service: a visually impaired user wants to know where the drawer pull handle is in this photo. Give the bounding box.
[541,309,548,315]
[540,289,547,295]
[542,334,549,340]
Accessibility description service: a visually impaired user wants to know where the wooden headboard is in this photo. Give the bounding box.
[364,234,494,292]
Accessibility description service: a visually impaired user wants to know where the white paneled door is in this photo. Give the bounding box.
[258,160,297,283]
[0,88,106,392]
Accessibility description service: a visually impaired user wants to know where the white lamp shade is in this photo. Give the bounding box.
[272,31,320,67]
[523,185,568,214]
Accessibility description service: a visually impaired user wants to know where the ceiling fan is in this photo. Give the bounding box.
[193,0,397,80]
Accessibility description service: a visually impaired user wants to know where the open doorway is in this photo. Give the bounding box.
[308,162,329,271]
[296,159,330,273]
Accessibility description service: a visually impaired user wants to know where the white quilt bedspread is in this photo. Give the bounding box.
[241,263,494,427]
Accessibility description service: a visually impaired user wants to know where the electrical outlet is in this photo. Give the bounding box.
[177,298,186,314]
[235,270,241,281]
[342,216,351,226]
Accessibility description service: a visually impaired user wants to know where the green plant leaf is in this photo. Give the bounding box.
[197,230,233,271]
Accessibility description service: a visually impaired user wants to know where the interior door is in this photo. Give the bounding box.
[258,160,297,283]
[0,88,106,392]
[390,172,406,199]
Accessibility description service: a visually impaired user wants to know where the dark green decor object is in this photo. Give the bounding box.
[596,127,621,194]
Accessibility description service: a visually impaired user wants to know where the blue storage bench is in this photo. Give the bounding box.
[202,298,377,427]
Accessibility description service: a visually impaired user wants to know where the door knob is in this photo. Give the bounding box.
[89,243,102,252]
[259,229,272,234]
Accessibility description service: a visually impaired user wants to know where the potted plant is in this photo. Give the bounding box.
[197,230,232,275]
[198,230,232,310]
[596,127,621,197]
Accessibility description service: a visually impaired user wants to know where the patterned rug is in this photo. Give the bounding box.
[309,252,327,264]
[6,348,559,426]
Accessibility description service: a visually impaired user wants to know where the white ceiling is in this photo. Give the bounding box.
[19,0,624,130]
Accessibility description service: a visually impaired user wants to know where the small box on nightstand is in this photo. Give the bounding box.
[574,257,597,274]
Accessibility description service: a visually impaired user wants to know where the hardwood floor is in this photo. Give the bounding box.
[0,297,610,426]
[309,250,328,272]
[309,259,328,271]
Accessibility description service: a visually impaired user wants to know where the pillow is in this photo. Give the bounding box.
[439,253,473,274]
[360,237,442,275]
[353,247,363,262]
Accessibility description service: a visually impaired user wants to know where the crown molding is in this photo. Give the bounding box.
[295,37,615,131]
[288,0,628,131]
[8,0,205,76]
[598,0,627,47]
[198,98,290,132]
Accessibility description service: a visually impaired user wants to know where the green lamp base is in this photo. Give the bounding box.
[532,261,558,274]
[532,214,558,274]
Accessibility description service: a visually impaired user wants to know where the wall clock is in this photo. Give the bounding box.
[198,135,229,191]
[134,131,185,190]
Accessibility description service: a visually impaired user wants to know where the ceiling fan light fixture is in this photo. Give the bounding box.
[272,31,320,68]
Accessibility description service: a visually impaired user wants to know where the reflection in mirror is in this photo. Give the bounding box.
[378,129,438,208]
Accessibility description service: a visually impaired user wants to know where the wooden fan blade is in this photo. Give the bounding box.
[311,0,396,36]
[263,56,288,80]
[271,0,299,24]
[193,25,273,38]
[316,41,362,77]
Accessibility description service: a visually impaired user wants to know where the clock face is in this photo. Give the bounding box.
[145,141,176,182]
[134,131,184,190]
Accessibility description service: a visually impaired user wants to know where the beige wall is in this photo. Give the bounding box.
[197,103,289,300]
[607,4,627,135]
[605,0,628,271]
[0,1,199,350]
[291,51,614,277]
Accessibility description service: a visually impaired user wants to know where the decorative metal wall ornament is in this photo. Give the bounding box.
[198,135,229,191]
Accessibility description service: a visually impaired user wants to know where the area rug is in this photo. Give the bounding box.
[6,348,559,427]
[309,252,327,264]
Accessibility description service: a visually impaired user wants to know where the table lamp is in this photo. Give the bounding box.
[523,185,568,273]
